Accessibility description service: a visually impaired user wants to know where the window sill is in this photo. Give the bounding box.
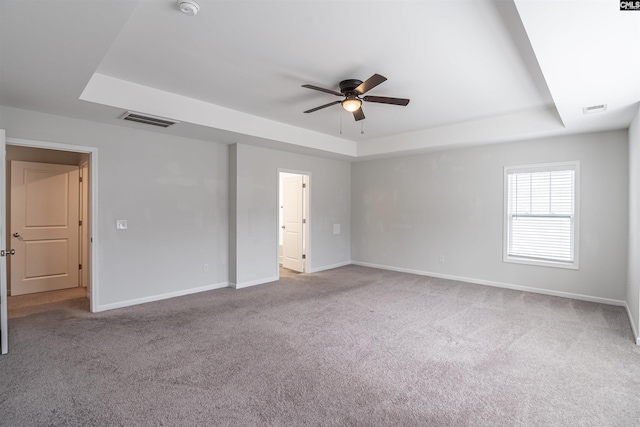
[503,256,579,270]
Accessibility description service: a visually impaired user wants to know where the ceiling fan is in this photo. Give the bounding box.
[301,74,410,121]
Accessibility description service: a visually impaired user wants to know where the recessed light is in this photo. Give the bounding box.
[582,104,607,114]
[178,0,200,16]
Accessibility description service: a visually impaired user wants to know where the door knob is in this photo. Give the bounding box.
[13,232,20,238]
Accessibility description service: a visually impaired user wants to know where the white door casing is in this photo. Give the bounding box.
[0,130,8,354]
[10,161,80,296]
[80,162,89,289]
[282,175,304,272]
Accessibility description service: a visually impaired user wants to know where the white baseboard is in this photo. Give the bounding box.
[95,281,229,312]
[351,261,626,307]
[308,260,352,273]
[231,276,278,289]
[623,302,640,345]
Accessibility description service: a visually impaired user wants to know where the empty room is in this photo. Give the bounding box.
[1,0,639,425]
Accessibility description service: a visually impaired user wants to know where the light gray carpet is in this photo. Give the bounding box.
[1,265,639,426]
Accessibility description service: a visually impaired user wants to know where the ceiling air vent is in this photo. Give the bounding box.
[120,111,179,128]
[582,104,607,114]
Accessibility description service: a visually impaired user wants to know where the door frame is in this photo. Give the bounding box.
[1,129,7,353]
[277,168,310,279]
[6,137,99,313]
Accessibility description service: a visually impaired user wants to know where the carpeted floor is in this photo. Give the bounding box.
[0,265,639,426]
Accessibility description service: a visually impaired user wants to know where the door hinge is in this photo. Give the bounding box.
[302,254,306,259]
[79,177,83,183]
[79,264,82,270]
[302,183,306,188]
[303,218,306,224]
[79,220,83,226]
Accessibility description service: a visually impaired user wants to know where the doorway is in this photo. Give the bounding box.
[1,136,98,354]
[278,171,310,275]
[4,138,97,311]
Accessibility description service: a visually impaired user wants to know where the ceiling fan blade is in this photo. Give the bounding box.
[304,100,342,114]
[363,95,410,106]
[301,84,343,97]
[355,74,387,95]
[353,108,365,121]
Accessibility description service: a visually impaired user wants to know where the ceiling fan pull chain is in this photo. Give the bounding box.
[361,120,364,134]
[340,113,342,135]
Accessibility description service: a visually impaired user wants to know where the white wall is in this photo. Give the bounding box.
[352,130,629,302]
[0,106,229,310]
[628,108,640,343]
[230,143,350,287]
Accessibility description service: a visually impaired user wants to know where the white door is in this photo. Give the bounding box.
[10,161,80,296]
[282,175,304,272]
[0,130,8,354]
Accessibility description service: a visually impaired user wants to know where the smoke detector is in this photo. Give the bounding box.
[178,0,200,16]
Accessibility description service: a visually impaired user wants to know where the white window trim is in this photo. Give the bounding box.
[503,161,580,270]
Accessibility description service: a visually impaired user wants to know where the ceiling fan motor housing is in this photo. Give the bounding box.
[339,79,363,95]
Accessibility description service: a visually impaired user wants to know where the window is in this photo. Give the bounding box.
[503,161,579,269]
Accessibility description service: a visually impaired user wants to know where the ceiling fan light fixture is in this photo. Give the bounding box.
[178,0,200,16]
[342,98,362,112]
[302,74,409,121]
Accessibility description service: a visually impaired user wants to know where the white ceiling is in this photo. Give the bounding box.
[1,0,639,160]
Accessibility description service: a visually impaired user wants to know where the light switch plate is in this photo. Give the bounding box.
[116,220,128,230]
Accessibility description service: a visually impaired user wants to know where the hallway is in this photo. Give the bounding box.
[8,287,88,318]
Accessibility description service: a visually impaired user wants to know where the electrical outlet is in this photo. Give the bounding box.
[439,255,445,263]
[203,264,209,272]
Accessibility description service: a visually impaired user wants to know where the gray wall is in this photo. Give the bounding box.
[230,143,351,287]
[0,104,633,320]
[352,130,629,301]
[628,108,640,342]
[6,145,83,165]
[1,106,229,310]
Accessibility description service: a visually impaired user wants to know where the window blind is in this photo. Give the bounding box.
[506,168,575,263]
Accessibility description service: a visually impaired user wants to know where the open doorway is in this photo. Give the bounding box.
[5,144,92,317]
[278,170,310,276]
